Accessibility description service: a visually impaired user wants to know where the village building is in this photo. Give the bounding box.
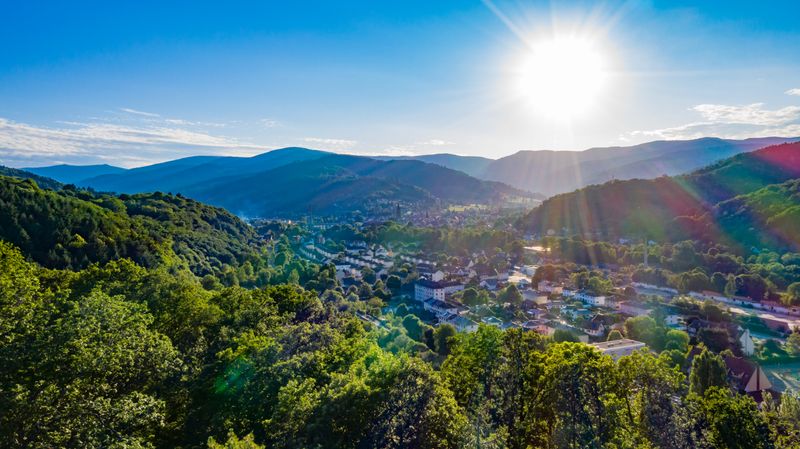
[724,356,774,402]
[591,339,647,360]
[423,298,468,317]
[537,281,563,295]
[441,313,479,332]
[737,328,756,356]
[481,316,504,327]
[414,279,465,302]
[521,319,555,335]
[570,290,607,306]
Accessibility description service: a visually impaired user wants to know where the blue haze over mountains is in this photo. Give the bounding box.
[23,136,799,216]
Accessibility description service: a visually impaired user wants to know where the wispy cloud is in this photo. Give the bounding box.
[624,101,800,141]
[786,88,800,96]
[0,117,269,168]
[119,107,161,118]
[260,118,282,128]
[691,103,800,126]
[416,139,455,146]
[301,137,357,149]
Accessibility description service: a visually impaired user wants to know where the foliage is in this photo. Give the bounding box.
[689,348,728,396]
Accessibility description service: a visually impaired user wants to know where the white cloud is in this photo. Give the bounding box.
[260,118,282,128]
[786,88,800,96]
[691,103,800,126]
[0,117,270,168]
[301,137,357,149]
[417,139,455,146]
[119,107,161,118]
[623,101,800,141]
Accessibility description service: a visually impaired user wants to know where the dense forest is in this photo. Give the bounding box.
[0,176,262,275]
[1,175,799,448]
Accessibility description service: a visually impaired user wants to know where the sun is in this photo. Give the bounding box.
[516,36,607,119]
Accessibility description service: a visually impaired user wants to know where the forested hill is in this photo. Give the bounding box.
[74,149,535,216]
[518,141,800,252]
[0,175,262,274]
[189,154,534,216]
[0,165,63,190]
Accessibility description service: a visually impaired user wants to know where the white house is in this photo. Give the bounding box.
[591,339,647,360]
[573,291,607,306]
[414,279,465,302]
[583,315,607,337]
[423,298,468,317]
[442,313,478,332]
[738,328,756,356]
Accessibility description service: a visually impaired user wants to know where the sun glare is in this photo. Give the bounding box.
[516,36,607,119]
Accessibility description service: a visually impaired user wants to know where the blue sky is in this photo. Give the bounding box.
[1,0,800,167]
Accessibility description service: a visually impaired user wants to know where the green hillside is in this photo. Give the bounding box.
[0,175,262,274]
[0,165,63,190]
[712,178,800,252]
[186,154,528,216]
[519,141,800,251]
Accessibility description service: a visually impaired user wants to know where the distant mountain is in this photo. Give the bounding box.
[382,137,798,196]
[0,165,62,190]
[517,141,800,252]
[81,147,329,193]
[25,164,126,185]
[374,153,493,178]
[77,149,534,217]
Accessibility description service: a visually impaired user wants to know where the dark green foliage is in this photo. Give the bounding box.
[689,348,728,396]
[692,387,774,449]
[0,165,63,190]
[0,175,263,276]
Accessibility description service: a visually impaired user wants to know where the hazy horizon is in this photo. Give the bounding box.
[11,134,800,170]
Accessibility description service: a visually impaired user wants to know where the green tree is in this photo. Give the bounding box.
[693,387,773,449]
[553,329,580,343]
[607,329,623,341]
[786,328,800,355]
[402,314,425,341]
[434,324,457,356]
[208,431,265,449]
[689,348,728,396]
[624,316,666,350]
[784,282,800,306]
[386,274,402,293]
[664,329,690,352]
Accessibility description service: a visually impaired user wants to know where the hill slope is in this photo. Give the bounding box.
[382,137,797,195]
[518,141,800,251]
[82,147,329,193]
[374,153,493,178]
[78,150,533,217]
[0,165,63,190]
[0,175,262,274]
[484,137,798,195]
[186,154,531,216]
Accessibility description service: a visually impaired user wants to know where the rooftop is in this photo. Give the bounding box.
[591,339,646,351]
[416,279,463,289]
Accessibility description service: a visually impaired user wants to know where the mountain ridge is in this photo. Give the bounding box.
[517,141,800,252]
